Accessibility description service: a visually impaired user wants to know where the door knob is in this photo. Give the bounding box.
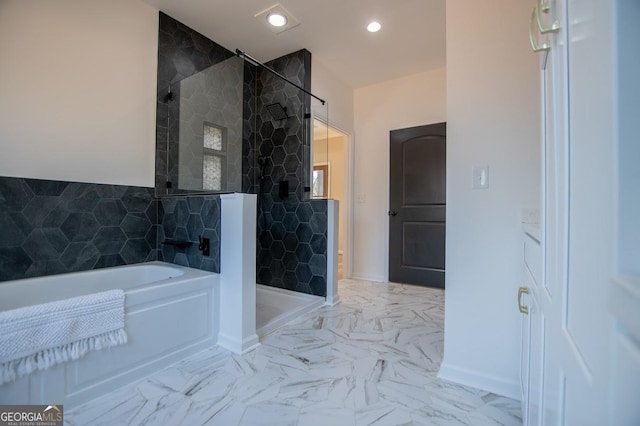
[388,211,398,216]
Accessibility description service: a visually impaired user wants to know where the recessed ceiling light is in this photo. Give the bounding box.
[254,4,300,34]
[367,21,381,32]
[267,13,287,27]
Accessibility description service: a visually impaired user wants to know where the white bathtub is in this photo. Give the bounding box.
[0,262,219,408]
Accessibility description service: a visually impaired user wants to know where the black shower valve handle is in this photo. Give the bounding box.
[198,235,210,256]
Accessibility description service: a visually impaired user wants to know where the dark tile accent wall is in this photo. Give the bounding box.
[153,12,226,275]
[255,50,311,200]
[157,196,220,273]
[242,62,258,194]
[154,13,326,296]
[153,13,327,296]
[156,12,235,193]
[0,177,156,282]
[252,49,328,297]
[257,198,327,296]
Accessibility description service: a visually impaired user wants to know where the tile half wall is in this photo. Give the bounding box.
[0,176,158,281]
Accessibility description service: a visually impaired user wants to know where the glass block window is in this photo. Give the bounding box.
[204,125,223,150]
[203,123,226,191]
[203,155,222,190]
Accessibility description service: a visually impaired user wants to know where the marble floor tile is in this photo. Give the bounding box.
[65,279,521,426]
[299,404,356,426]
[355,402,413,426]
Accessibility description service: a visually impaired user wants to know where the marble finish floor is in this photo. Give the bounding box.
[66,280,522,426]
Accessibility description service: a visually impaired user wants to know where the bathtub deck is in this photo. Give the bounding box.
[0,262,218,407]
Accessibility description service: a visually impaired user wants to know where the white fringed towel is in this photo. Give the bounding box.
[0,289,127,385]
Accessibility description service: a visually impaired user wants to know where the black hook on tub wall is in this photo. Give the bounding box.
[198,236,210,256]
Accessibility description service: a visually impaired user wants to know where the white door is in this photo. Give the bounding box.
[554,0,611,422]
[608,0,640,424]
[528,0,567,422]
[531,0,640,424]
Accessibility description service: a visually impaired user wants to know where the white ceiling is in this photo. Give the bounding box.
[141,0,446,89]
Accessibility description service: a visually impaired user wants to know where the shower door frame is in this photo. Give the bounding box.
[309,114,354,280]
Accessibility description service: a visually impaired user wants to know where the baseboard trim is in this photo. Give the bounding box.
[325,295,341,306]
[438,360,521,401]
[351,273,385,282]
[217,333,260,355]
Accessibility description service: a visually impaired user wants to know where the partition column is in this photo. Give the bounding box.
[218,193,260,354]
[326,200,340,305]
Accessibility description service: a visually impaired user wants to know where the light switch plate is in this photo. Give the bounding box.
[472,166,489,189]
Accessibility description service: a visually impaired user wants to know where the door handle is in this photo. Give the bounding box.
[529,7,551,52]
[537,0,550,13]
[388,211,398,216]
[518,287,530,314]
[536,0,560,34]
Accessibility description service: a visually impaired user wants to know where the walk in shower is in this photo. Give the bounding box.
[154,13,331,336]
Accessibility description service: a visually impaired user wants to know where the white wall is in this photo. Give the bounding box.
[0,0,158,187]
[352,68,446,281]
[312,60,354,135]
[439,0,541,399]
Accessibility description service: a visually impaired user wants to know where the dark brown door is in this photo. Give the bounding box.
[389,123,446,288]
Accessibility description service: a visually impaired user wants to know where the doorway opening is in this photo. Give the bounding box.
[313,119,352,280]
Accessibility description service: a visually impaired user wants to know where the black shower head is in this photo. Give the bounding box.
[266,103,289,121]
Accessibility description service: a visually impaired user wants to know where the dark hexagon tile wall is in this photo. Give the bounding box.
[251,49,328,298]
[242,62,258,195]
[158,195,220,273]
[155,13,327,297]
[0,177,156,282]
